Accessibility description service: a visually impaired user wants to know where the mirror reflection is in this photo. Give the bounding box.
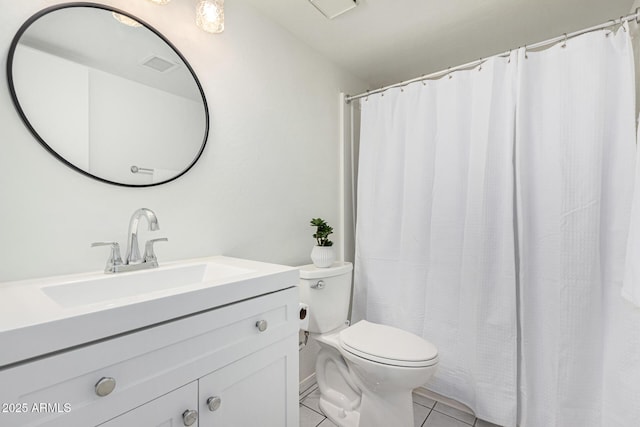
[8,4,209,186]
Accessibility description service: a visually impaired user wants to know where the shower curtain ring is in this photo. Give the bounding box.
[561,33,567,48]
[621,17,627,31]
[478,58,483,71]
[524,45,529,59]
[448,67,452,79]
[422,75,426,86]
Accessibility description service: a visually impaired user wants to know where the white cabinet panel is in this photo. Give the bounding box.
[99,382,198,427]
[199,338,299,427]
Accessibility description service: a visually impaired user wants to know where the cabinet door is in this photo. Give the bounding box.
[199,337,298,427]
[99,382,198,427]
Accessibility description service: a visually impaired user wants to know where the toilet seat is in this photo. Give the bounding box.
[339,320,438,368]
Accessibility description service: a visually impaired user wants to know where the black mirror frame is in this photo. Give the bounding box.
[6,2,210,187]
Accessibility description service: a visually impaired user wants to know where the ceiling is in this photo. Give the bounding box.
[243,0,636,89]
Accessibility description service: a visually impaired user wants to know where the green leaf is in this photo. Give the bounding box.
[310,217,334,246]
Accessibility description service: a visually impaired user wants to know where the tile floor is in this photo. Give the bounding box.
[299,383,502,427]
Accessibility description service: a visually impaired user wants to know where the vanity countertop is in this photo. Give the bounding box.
[0,256,298,368]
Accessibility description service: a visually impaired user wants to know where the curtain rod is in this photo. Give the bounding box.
[345,9,640,103]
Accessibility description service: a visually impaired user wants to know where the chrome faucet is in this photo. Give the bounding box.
[125,208,159,265]
[92,208,167,273]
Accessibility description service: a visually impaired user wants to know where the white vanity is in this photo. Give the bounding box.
[0,256,299,427]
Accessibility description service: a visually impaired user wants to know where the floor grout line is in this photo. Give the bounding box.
[301,383,487,427]
[419,408,433,427]
[299,385,319,401]
[430,408,476,424]
[414,401,434,409]
[301,401,325,417]
[299,383,318,397]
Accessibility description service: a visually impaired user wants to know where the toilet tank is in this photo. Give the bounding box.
[299,262,353,333]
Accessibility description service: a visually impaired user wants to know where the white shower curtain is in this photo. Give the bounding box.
[353,54,519,426]
[354,23,640,427]
[516,25,640,427]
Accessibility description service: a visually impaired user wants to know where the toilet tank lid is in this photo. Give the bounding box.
[299,262,353,279]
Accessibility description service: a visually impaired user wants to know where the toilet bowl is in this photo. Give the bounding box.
[299,262,439,427]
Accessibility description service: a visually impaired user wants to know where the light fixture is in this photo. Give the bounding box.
[308,0,358,20]
[147,0,172,5]
[112,12,142,27]
[196,0,224,34]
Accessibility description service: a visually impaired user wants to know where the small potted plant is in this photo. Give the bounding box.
[310,217,335,268]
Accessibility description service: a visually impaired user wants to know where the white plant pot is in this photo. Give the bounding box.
[311,245,335,268]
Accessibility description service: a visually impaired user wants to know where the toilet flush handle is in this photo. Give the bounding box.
[311,280,325,290]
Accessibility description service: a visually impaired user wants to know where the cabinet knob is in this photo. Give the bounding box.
[206,396,222,411]
[95,377,116,397]
[182,409,198,426]
[255,319,268,332]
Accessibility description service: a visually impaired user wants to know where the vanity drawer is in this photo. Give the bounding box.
[0,286,298,427]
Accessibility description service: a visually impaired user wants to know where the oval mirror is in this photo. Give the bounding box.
[7,3,209,186]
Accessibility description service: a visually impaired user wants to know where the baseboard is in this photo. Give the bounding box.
[299,373,317,396]
[414,387,475,416]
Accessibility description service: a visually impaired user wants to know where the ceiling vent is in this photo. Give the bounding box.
[141,55,178,73]
[308,0,358,20]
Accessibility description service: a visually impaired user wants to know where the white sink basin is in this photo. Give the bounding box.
[0,256,297,368]
[42,262,253,308]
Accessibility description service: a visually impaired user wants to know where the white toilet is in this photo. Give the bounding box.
[299,262,439,427]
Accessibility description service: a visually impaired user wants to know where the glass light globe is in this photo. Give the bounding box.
[147,0,172,4]
[196,0,224,34]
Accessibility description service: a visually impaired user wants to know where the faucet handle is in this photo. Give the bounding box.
[143,238,168,264]
[91,242,123,273]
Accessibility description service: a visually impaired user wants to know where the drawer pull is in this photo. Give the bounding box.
[182,409,198,426]
[207,396,222,411]
[95,377,116,397]
[255,319,268,332]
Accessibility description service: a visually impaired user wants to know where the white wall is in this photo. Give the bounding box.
[0,0,366,283]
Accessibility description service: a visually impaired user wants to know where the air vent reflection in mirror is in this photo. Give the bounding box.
[141,55,178,72]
